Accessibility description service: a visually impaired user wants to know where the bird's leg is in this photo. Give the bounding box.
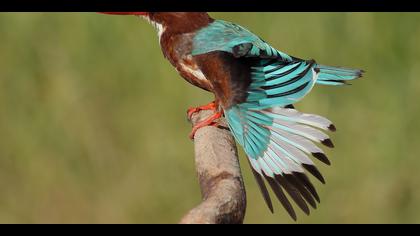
[187,101,217,121]
[189,110,224,140]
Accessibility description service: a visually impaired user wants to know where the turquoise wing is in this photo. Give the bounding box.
[192,20,293,62]
[193,20,319,108]
[192,20,340,219]
[226,104,335,219]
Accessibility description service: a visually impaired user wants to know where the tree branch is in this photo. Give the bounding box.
[179,110,247,224]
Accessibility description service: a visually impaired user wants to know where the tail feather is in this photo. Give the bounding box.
[315,65,364,86]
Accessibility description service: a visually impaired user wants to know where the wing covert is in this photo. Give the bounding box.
[192,20,293,62]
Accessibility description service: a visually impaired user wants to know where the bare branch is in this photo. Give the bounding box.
[179,110,246,224]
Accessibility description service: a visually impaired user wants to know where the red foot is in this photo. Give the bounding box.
[187,101,217,121]
[189,111,223,140]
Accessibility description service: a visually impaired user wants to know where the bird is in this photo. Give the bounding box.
[99,12,364,220]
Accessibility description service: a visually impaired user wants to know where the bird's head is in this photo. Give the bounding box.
[99,12,213,34]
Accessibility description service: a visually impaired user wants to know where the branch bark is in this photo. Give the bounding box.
[179,110,247,224]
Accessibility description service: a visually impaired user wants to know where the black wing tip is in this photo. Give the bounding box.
[321,138,335,148]
[328,124,337,132]
[293,172,321,203]
[312,152,331,166]
[263,174,297,221]
[284,174,318,208]
[302,207,310,216]
[288,206,298,221]
[302,164,326,184]
[250,167,274,214]
[274,175,311,216]
[252,167,324,219]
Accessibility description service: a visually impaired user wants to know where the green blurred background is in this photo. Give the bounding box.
[0,12,419,223]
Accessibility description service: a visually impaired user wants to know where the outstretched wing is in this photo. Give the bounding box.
[192,20,335,219]
[226,105,335,219]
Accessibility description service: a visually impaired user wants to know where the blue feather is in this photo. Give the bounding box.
[191,17,363,217]
[192,20,293,62]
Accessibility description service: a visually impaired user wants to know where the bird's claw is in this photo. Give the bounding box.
[187,101,217,121]
[189,111,223,140]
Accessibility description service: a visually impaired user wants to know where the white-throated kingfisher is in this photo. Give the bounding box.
[100,12,364,220]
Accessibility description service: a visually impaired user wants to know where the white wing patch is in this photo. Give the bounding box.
[179,57,208,82]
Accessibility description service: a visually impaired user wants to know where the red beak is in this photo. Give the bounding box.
[99,12,148,16]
